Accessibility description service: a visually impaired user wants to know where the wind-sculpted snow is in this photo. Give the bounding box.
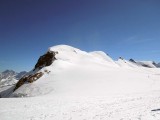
[1,45,160,119]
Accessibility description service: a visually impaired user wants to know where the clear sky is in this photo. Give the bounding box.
[0,0,160,72]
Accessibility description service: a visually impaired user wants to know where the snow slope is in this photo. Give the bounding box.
[1,45,160,120]
[116,58,139,68]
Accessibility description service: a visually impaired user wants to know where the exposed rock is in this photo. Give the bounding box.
[129,59,136,63]
[136,61,157,68]
[13,51,58,91]
[141,64,152,68]
[34,51,58,71]
[14,72,43,91]
[152,61,156,66]
[44,70,51,74]
[156,63,160,68]
[119,57,123,60]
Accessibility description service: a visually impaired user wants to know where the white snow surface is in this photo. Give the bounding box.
[1,45,160,120]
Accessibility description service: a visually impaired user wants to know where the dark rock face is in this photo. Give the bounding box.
[34,51,58,71]
[137,61,157,68]
[141,64,152,68]
[119,57,123,60]
[152,61,157,66]
[14,72,43,91]
[156,63,160,68]
[14,51,58,91]
[129,59,136,63]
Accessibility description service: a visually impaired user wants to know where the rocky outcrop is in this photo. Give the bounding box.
[136,61,156,68]
[14,72,43,91]
[119,57,124,60]
[34,51,58,71]
[141,64,152,68]
[129,59,136,63]
[156,63,160,68]
[14,51,58,91]
[152,61,157,66]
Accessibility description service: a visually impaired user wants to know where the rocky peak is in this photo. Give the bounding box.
[14,51,58,91]
[34,51,58,71]
[119,57,124,60]
[129,59,136,63]
[152,61,156,66]
[14,72,43,91]
[0,70,17,80]
[156,63,160,68]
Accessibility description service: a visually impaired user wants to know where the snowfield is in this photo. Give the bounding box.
[1,45,160,120]
[1,92,160,120]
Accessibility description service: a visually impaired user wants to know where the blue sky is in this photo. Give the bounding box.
[0,0,160,72]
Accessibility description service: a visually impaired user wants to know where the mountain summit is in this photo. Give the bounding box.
[1,45,160,98]
[1,45,160,120]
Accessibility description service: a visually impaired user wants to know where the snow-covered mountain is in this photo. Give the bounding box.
[0,70,27,87]
[129,59,158,68]
[0,70,16,80]
[0,44,159,97]
[156,62,160,68]
[137,61,157,68]
[1,45,160,119]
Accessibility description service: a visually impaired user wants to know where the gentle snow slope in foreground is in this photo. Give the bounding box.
[1,45,160,120]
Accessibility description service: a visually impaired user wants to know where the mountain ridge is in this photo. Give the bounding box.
[0,45,159,98]
[0,70,27,88]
